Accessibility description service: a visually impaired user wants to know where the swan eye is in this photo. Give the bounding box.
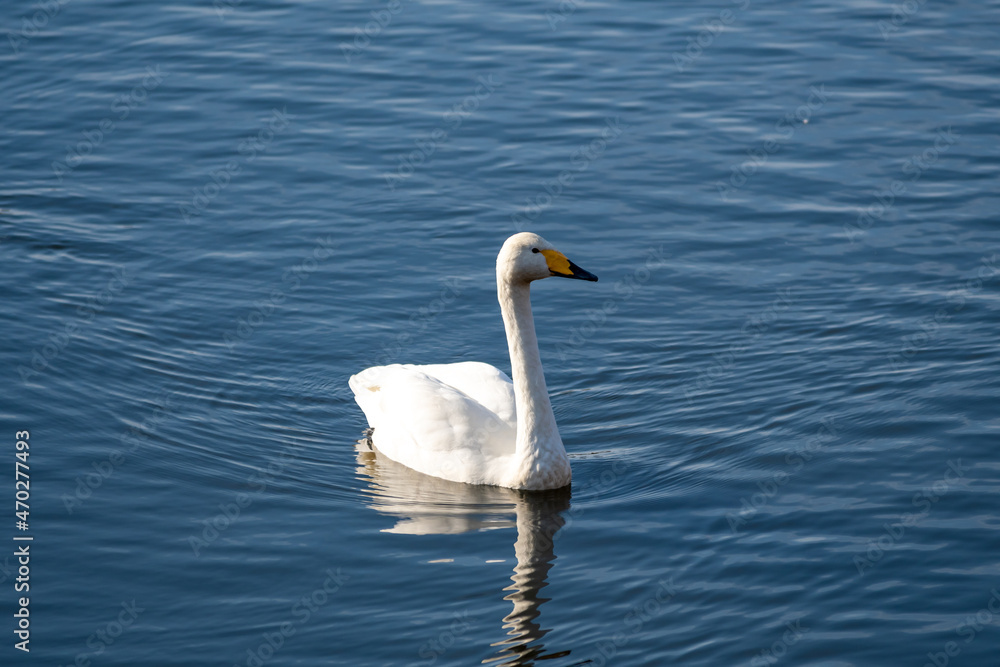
[532,248,540,253]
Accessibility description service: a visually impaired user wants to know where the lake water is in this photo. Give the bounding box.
[2,0,999,665]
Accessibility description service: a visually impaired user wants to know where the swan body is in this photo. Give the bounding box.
[349,232,598,490]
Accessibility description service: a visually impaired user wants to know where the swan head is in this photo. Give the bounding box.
[498,232,598,285]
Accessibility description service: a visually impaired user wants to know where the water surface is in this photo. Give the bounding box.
[2,0,999,665]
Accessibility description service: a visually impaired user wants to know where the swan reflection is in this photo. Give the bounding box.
[355,443,573,666]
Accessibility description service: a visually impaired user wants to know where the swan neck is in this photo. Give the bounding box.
[498,279,568,483]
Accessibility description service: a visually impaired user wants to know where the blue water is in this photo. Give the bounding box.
[2,0,999,665]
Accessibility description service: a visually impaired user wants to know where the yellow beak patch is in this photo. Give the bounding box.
[541,249,573,276]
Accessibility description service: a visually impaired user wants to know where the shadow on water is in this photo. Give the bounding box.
[354,442,577,666]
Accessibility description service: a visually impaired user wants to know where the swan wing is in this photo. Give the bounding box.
[408,361,517,428]
[349,364,517,485]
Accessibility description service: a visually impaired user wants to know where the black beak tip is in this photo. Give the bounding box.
[565,260,598,282]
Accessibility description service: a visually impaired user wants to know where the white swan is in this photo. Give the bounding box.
[349,232,598,490]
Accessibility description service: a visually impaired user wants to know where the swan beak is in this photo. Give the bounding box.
[542,249,599,282]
